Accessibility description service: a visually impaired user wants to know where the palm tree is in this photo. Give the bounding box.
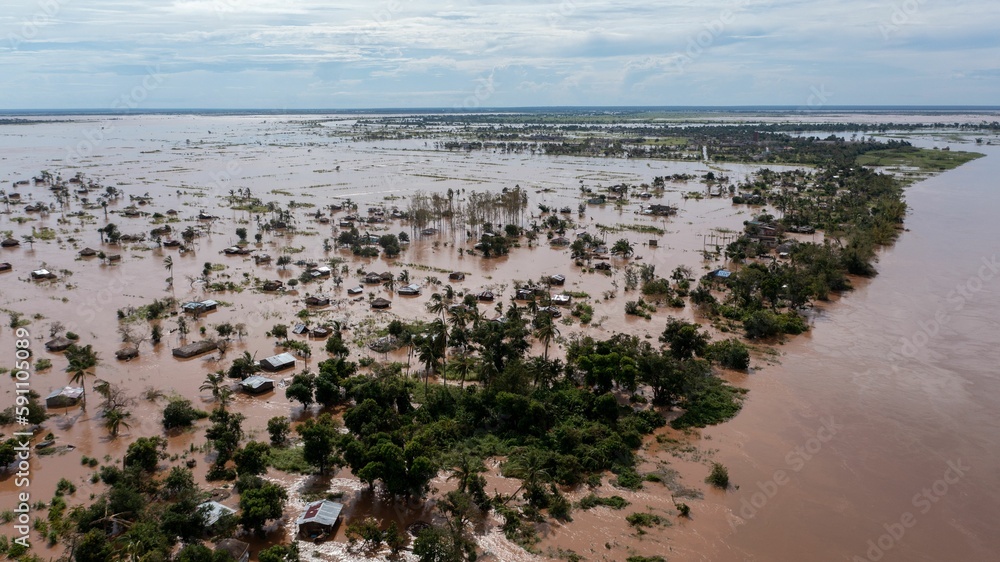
[228,351,260,380]
[427,293,447,323]
[430,319,448,375]
[65,344,99,412]
[451,351,477,390]
[103,408,131,438]
[200,370,226,400]
[534,314,560,361]
[448,451,486,494]
[163,256,174,288]
[417,337,439,394]
[383,275,396,294]
[503,448,551,506]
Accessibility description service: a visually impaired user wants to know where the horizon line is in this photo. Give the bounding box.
[3,104,1000,116]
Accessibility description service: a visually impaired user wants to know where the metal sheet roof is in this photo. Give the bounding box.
[296,500,343,527]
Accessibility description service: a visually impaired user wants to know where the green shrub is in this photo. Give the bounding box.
[577,494,630,510]
[705,462,730,489]
[162,398,207,429]
[705,338,750,370]
[675,502,691,517]
[626,512,667,529]
[613,468,643,490]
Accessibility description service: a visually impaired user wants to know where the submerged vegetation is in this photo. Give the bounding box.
[0,111,984,562]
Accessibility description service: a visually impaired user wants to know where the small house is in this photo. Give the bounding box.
[172,340,219,358]
[254,253,272,264]
[241,375,275,394]
[115,347,139,361]
[371,297,392,309]
[182,300,218,314]
[538,306,562,318]
[646,204,677,216]
[448,272,465,281]
[45,336,73,352]
[259,353,296,372]
[515,289,535,301]
[45,387,84,409]
[198,501,236,527]
[397,284,421,296]
[296,500,344,540]
[262,280,283,291]
[107,254,122,262]
[305,296,331,307]
[291,323,308,335]
[347,286,363,295]
[548,274,566,286]
[78,248,97,257]
[550,237,570,246]
[310,327,333,339]
[1,238,20,247]
[31,269,56,280]
[477,291,495,302]
[713,269,732,279]
[163,239,181,248]
[214,539,249,562]
[551,293,572,306]
[363,272,382,284]
[314,266,332,277]
[593,262,612,271]
[0,262,11,272]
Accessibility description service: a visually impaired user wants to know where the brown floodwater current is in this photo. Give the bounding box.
[0,114,998,561]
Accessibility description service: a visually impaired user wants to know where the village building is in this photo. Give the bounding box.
[214,539,249,562]
[259,353,296,372]
[240,375,275,394]
[296,500,344,540]
[172,340,219,359]
[397,284,421,296]
[45,387,84,409]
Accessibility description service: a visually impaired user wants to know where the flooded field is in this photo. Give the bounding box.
[1,113,998,561]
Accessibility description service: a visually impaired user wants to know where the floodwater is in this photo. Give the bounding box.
[0,114,997,561]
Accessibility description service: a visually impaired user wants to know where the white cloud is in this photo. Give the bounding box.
[0,0,998,107]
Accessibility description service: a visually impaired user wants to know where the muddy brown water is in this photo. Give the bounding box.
[0,115,997,561]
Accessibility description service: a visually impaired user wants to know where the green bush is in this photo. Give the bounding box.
[162,398,207,429]
[705,462,730,489]
[705,338,750,370]
[670,376,745,429]
[676,502,691,517]
[577,494,630,510]
[626,512,667,529]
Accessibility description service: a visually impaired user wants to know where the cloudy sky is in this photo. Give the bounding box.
[1,0,998,109]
